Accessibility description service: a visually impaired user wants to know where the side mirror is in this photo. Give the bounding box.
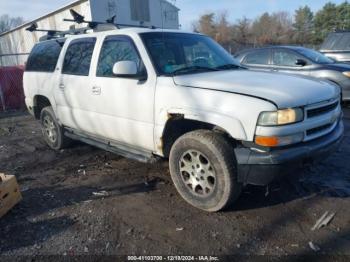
[295,59,307,66]
[112,61,138,77]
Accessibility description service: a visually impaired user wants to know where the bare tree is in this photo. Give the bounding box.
[192,13,216,38]
[0,15,25,33]
[215,12,233,50]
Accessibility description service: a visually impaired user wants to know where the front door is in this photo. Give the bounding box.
[271,49,310,76]
[85,35,156,151]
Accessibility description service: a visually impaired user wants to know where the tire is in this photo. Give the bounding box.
[40,106,71,150]
[169,130,242,212]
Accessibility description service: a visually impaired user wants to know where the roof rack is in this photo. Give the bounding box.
[26,9,157,41]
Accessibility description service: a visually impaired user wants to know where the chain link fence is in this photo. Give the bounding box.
[0,66,25,112]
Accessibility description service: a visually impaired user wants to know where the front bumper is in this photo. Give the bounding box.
[235,120,344,186]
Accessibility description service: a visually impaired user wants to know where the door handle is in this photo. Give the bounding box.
[59,83,65,89]
[92,86,101,95]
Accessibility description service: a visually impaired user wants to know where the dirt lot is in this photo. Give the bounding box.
[0,108,350,260]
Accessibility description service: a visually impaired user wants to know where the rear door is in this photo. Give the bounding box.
[241,49,272,71]
[54,37,97,131]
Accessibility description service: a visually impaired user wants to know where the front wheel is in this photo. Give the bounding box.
[169,130,242,212]
[40,106,71,150]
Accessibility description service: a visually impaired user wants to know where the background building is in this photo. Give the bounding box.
[0,0,180,66]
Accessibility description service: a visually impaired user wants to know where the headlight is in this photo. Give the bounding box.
[343,71,350,78]
[258,108,304,126]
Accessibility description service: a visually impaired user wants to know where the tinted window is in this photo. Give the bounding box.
[26,39,65,72]
[62,38,96,76]
[97,36,142,77]
[244,50,270,65]
[273,50,301,67]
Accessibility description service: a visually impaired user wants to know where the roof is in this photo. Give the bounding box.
[0,0,88,37]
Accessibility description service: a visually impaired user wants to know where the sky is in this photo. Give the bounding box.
[0,0,347,30]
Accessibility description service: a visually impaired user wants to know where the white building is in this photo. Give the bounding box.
[0,0,180,66]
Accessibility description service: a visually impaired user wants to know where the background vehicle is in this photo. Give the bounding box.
[235,46,350,102]
[320,31,350,63]
[24,28,343,212]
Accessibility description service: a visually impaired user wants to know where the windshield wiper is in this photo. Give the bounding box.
[215,64,243,70]
[172,66,219,76]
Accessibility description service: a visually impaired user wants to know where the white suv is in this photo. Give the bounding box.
[24,28,344,211]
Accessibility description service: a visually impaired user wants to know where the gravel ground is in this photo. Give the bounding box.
[0,108,349,260]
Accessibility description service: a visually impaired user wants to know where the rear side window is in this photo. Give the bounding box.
[26,39,65,72]
[62,38,96,76]
[244,50,270,65]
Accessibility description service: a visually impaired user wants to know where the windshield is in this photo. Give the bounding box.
[297,48,334,64]
[140,32,241,75]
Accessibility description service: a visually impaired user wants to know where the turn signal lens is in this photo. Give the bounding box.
[255,136,279,147]
[255,133,304,147]
[343,71,350,78]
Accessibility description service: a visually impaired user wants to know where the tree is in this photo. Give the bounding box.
[0,14,25,33]
[232,17,252,45]
[215,12,233,49]
[270,11,294,44]
[336,1,350,30]
[251,12,274,45]
[314,2,338,43]
[293,6,314,44]
[193,13,216,38]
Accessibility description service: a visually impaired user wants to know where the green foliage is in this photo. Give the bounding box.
[293,6,314,44]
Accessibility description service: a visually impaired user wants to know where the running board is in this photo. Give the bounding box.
[64,131,159,164]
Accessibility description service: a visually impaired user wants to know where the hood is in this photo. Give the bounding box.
[323,62,350,71]
[173,70,339,108]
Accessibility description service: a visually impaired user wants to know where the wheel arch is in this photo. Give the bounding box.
[159,110,247,158]
[33,95,52,119]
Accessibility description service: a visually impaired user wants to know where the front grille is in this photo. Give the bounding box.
[306,123,333,136]
[307,101,339,118]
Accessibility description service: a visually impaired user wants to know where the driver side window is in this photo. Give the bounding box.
[273,50,301,67]
[97,36,143,77]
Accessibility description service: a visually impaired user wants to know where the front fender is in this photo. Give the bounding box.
[159,108,247,140]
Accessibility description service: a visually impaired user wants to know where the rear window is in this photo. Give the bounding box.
[26,39,65,72]
[243,50,270,65]
[321,33,350,51]
[62,38,96,76]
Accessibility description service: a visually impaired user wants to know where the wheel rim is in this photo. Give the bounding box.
[43,115,57,143]
[179,150,216,197]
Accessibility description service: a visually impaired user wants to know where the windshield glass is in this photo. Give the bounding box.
[297,48,334,64]
[140,32,241,75]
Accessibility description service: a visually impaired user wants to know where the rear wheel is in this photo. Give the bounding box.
[40,106,71,150]
[169,130,242,212]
